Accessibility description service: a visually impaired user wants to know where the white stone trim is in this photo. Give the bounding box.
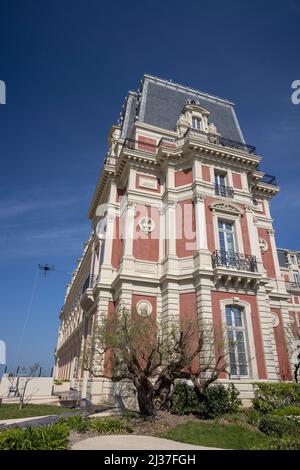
[219,298,259,380]
[212,211,243,253]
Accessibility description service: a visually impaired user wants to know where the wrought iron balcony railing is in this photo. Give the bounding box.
[185,128,256,155]
[212,250,258,272]
[122,138,157,153]
[215,184,234,198]
[261,174,277,186]
[122,130,256,156]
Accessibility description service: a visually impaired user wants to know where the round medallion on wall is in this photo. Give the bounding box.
[136,300,153,317]
[259,238,268,253]
[271,312,279,328]
[139,216,155,233]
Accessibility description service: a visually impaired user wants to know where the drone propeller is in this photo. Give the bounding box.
[38,264,55,276]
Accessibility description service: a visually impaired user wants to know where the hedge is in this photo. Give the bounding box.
[252,382,300,414]
[259,414,300,437]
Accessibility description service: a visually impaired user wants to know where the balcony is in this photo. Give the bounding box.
[211,250,260,289]
[185,128,256,155]
[80,274,97,310]
[286,282,300,294]
[122,137,157,153]
[121,129,256,158]
[212,250,258,272]
[215,184,234,198]
[261,174,277,186]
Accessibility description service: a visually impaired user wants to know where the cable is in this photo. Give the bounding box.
[13,267,39,371]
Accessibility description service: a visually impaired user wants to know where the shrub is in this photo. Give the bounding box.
[171,382,241,419]
[0,423,69,450]
[259,414,300,437]
[272,405,300,417]
[59,415,90,433]
[199,384,241,419]
[89,417,127,434]
[53,379,63,385]
[245,408,262,427]
[170,382,200,416]
[252,383,300,414]
[252,435,300,450]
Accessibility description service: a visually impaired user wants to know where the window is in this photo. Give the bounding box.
[290,255,296,264]
[215,172,234,197]
[192,117,202,130]
[226,305,248,376]
[218,220,235,253]
[293,271,300,287]
[215,172,226,187]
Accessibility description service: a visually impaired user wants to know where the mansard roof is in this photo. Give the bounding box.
[120,74,245,143]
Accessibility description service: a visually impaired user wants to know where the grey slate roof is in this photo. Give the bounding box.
[120,74,245,143]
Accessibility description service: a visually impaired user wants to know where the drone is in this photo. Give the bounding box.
[38,264,55,277]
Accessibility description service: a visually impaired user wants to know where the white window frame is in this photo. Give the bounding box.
[192,116,202,130]
[215,171,227,188]
[218,219,236,253]
[220,299,258,379]
[225,305,249,377]
[293,270,300,286]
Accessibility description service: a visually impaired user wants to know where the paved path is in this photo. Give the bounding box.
[72,435,221,450]
[0,410,82,429]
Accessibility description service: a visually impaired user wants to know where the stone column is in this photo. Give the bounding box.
[159,205,165,261]
[244,205,264,274]
[123,201,136,257]
[98,205,116,283]
[120,200,136,273]
[165,199,177,256]
[193,191,207,250]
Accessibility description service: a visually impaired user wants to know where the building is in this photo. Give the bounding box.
[54,74,300,405]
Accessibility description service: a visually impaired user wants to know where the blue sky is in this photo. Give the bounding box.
[0,0,300,372]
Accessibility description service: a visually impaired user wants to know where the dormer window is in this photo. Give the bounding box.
[176,101,210,136]
[192,117,202,130]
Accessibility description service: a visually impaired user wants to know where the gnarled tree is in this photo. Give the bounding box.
[82,307,229,417]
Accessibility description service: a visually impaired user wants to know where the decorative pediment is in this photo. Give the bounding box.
[183,101,210,117]
[209,201,243,216]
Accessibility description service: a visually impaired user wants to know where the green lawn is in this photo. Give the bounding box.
[163,421,270,450]
[0,404,72,420]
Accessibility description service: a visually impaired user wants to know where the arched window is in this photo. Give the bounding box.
[226,305,248,376]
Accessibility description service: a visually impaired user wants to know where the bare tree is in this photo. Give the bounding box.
[83,308,165,416]
[18,363,40,410]
[153,319,229,410]
[287,318,300,383]
[82,308,229,416]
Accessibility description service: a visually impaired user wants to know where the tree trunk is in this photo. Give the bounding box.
[154,375,174,411]
[135,376,156,417]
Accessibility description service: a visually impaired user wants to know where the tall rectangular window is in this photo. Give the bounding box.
[293,271,300,287]
[226,305,248,376]
[192,117,202,130]
[215,172,226,187]
[218,220,235,253]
